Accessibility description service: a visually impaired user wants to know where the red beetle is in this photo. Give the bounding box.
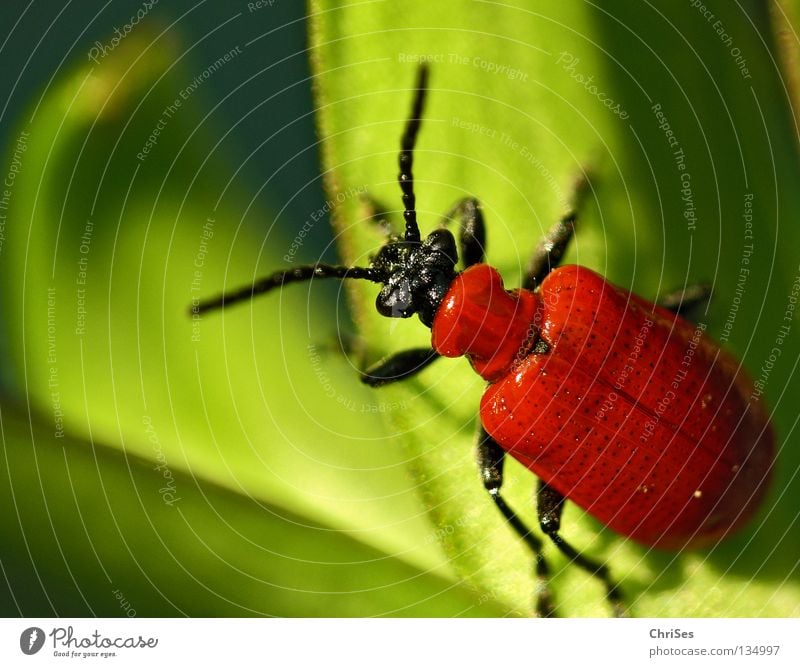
[195,65,775,616]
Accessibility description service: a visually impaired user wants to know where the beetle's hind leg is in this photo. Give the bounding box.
[536,480,627,617]
[477,426,557,617]
[658,284,712,319]
[440,198,486,268]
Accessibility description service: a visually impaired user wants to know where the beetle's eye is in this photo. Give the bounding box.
[376,280,415,318]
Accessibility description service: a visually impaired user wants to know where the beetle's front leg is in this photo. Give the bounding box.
[523,172,591,290]
[358,194,401,240]
[536,480,627,617]
[360,348,440,387]
[522,212,577,291]
[441,198,486,268]
[476,425,556,617]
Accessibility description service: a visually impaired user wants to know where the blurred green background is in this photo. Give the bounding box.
[0,1,799,617]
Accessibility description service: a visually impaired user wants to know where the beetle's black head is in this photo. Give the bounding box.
[368,63,458,327]
[372,229,457,327]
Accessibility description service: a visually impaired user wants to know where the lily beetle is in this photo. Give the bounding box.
[195,65,776,616]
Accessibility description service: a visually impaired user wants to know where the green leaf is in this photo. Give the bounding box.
[309,0,800,615]
[0,29,497,615]
[0,401,495,616]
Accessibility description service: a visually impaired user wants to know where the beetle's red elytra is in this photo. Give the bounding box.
[195,64,775,616]
[433,263,774,550]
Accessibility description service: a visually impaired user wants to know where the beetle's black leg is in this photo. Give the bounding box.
[360,194,400,240]
[477,425,556,617]
[522,212,577,291]
[360,348,440,387]
[441,198,486,268]
[658,284,712,318]
[536,479,626,617]
[523,173,591,290]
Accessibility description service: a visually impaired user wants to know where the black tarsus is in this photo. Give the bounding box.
[536,480,626,617]
[399,64,429,245]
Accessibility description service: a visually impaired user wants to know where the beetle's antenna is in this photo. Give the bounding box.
[398,64,429,245]
[191,264,385,314]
